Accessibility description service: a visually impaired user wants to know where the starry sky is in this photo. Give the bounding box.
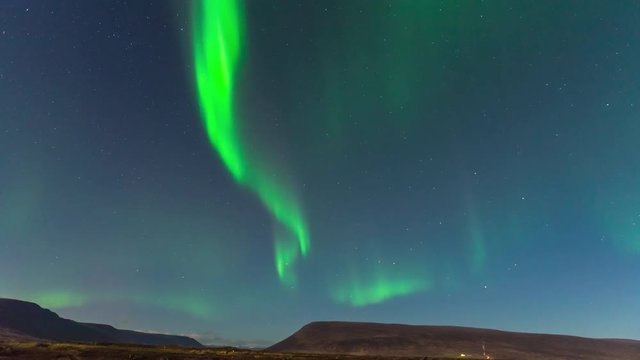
[1,0,640,346]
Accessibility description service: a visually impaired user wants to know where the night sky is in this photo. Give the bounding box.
[1,0,640,346]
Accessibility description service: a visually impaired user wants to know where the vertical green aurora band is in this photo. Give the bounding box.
[191,0,309,284]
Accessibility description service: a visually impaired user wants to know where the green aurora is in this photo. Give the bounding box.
[28,290,87,309]
[331,267,431,307]
[188,0,491,305]
[191,0,310,285]
[21,290,215,319]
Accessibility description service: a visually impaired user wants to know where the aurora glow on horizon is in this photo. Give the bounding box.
[2,0,640,346]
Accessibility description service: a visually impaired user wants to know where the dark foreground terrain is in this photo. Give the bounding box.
[2,299,639,360]
[0,341,472,360]
[270,321,640,360]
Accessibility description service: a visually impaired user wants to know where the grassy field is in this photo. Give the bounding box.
[0,341,481,360]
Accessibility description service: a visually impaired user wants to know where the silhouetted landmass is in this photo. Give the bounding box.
[3,299,640,359]
[0,298,201,347]
[0,327,40,342]
[268,321,640,360]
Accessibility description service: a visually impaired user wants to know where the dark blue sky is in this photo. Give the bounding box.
[1,0,639,345]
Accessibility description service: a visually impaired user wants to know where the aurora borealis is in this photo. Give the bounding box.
[2,0,640,346]
[191,0,309,284]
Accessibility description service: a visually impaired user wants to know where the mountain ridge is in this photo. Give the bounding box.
[268,320,640,360]
[0,298,201,347]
